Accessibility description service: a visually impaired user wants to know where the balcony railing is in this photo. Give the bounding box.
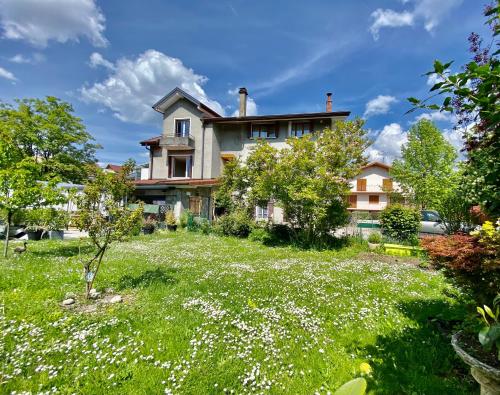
[160,132,195,150]
[353,184,392,192]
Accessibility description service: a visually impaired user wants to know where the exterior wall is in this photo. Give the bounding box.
[162,99,204,179]
[151,147,168,178]
[349,165,398,211]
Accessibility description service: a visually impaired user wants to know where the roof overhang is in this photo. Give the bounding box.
[152,87,221,118]
[360,161,391,171]
[202,111,350,124]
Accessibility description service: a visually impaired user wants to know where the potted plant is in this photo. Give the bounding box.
[142,217,156,235]
[452,296,500,394]
[367,232,382,250]
[46,209,68,240]
[25,209,44,240]
[165,210,177,231]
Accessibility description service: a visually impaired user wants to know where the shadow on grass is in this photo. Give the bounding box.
[29,244,95,258]
[353,298,477,394]
[117,267,178,290]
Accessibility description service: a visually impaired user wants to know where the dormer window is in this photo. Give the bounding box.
[175,119,190,137]
[291,122,311,137]
[251,123,276,139]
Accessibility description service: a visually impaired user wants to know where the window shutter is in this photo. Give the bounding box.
[369,195,379,204]
[349,194,357,208]
[267,201,274,221]
[357,179,366,192]
[383,178,393,191]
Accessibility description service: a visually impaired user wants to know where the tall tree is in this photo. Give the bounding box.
[0,97,100,183]
[390,119,457,209]
[408,3,499,216]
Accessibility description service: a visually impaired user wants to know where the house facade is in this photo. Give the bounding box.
[348,162,397,212]
[134,87,349,220]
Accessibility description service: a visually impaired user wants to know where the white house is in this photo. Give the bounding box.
[348,161,397,212]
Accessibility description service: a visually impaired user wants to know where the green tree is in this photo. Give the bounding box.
[219,119,369,246]
[408,4,499,216]
[390,119,457,209]
[76,161,143,298]
[0,96,100,183]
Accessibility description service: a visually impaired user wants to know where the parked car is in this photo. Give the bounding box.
[420,210,447,235]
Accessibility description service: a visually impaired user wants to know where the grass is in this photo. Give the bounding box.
[0,232,476,394]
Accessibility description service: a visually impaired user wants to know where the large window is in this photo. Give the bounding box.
[291,122,311,137]
[357,179,367,192]
[251,124,276,139]
[369,195,379,204]
[168,155,192,178]
[175,119,190,137]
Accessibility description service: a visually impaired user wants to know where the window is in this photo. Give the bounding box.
[175,119,190,137]
[357,179,367,192]
[291,122,311,137]
[168,155,192,178]
[382,178,393,191]
[255,206,268,220]
[189,196,202,216]
[348,194,357,208]
[369,195,379,204]
[422,211,441,222]
[251,124,276,139]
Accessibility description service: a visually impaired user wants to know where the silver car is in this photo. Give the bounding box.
[420,210,447,235]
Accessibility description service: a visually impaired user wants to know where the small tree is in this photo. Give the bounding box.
[380,204,421,243]
[390,119,457,209]
[76,161,143,297]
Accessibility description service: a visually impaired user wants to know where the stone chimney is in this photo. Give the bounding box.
[326,92,333,112]
[238,87,248,117]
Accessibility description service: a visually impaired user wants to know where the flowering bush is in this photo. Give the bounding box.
[421,220,500,303]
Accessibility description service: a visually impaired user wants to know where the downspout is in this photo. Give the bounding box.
[146,146,152,179]
[201,124,205,179]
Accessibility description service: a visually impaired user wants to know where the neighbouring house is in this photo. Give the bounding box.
[135,87,350,221]
[105,163,150,181]
[348,161,398,213]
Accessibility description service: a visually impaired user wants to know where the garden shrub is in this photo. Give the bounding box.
[421,222,500,303]
[179,210,190,228]
[380,204,421,243]
[367,232,382,244]
[199,218,211,235]
[214,209,253,238]
[248,227,272,244]
[186,211,199,232]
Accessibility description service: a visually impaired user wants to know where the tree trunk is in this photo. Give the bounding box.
[3,211,12,258]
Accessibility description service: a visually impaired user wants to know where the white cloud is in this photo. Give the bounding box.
[9,52,45,64]
[367,123,407,162]
[442,128,464,155]
[89,52,114,70]
[0,66,16,81]
[370,0,462,40]
[363,95,398,118]
[370,9,414,40]
[81,50,225,124]
[0,0,107,48]
[415,111,455,123]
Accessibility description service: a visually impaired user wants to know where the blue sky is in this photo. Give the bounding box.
[0,0,489,165]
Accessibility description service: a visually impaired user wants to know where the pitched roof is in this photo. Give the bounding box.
[105,164,123,172]
[152,87,221,118]
[361,161,391,170]
[139,135,161,146]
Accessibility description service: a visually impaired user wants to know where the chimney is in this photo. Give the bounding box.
[326,92,333,112]
[238,87,248,117]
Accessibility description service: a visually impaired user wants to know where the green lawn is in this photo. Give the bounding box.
[1,232,475,394]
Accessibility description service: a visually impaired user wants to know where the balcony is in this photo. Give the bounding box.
[160,133,195,150]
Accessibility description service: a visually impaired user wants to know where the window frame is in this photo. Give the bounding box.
[291,122,311,137]
[168,154,193,178]
[255,205,269,220]
[174,118,191,137]
[250,123,277,139]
